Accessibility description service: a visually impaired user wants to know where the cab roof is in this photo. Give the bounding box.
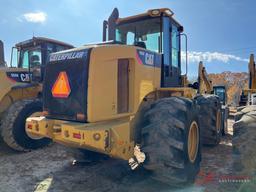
[15,36,74,49]
[116,8,183,32]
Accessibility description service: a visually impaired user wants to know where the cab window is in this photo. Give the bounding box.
[19,48,42,69]
[214,87,226,103]
[171,25,180,67]
[116,17,161,53]
[46,43,67,53]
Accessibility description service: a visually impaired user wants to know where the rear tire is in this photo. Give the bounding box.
[195,95,222,146]
[1,99,51,152]
[221,107,229,136]
[141,97,201,186]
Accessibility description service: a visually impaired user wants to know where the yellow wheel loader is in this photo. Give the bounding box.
[213,85,229,135]
[26,8,222,185]
[0,37,73,151]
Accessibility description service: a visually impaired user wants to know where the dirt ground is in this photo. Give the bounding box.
[0,118,253,192]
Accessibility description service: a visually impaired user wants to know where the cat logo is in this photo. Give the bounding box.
[51,71,71,98]
[145,52,154,66]
[20,73,30,82]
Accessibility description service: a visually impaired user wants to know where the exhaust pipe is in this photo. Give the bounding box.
[0,40,6,67]
[108,8,119,41]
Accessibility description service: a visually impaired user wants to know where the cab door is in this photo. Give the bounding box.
[161,17,181,87]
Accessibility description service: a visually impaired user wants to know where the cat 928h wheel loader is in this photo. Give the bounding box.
[0,37,73,151]
[26,8,222,185]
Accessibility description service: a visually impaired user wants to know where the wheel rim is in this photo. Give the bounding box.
[188,121,199,163]
[216,110,221,133]
[26,112,43,140]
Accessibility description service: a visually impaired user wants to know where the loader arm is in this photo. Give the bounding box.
[249,54,256,90]
[198,61,213,94]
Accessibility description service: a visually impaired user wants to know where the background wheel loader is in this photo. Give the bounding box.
[0,37,73,151]
[213,85,229,135]
[236,54,256,121]
[239,54,256,106]
[26,8,223,185]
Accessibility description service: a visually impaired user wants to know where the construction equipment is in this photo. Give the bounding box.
[26,8,222,185]
[0,37,73,151]
[213,85,229,135]
[196,62,222,145]
[234,55,256,170]
[239,54,256,106]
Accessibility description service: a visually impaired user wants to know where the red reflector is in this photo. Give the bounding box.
[52,71,71,98]
[77,113,86,121]
[42,111,49,116]
[73,133,81,139]
[27,124,33,129]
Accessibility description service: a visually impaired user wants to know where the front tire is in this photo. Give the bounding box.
[1,99,51,152]
[196,95,222,146]
[141,97,201,186]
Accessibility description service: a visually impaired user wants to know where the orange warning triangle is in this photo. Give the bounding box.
[51,71,71,98]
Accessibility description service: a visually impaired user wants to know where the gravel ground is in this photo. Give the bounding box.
[0,119,253,192]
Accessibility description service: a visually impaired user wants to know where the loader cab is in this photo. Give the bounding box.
[106,8,184,87]
[213,86,227,105]
[10,37,73,82]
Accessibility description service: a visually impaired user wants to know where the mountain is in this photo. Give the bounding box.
[209,72,248,105]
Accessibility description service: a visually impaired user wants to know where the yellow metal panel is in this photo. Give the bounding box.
[0,67,41,116]
[139,80,154,101]
[0,68,16,101]
[87,45,161,122]
[158,87,197,99]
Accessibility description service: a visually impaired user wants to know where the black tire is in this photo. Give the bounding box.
[221,113,227,136]
[1,99,51,152]
[141,97,201,186]
[233,110,256,174]
[195,95,222,146]
[221,107,229,136]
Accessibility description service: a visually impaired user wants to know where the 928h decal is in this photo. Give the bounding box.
[6,72,32,83]
[136,49,161,68]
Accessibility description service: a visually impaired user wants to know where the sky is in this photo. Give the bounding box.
[1,0,256,77]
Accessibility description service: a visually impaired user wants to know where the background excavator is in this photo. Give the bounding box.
[0,37,73,151]
[239,54,256,106]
